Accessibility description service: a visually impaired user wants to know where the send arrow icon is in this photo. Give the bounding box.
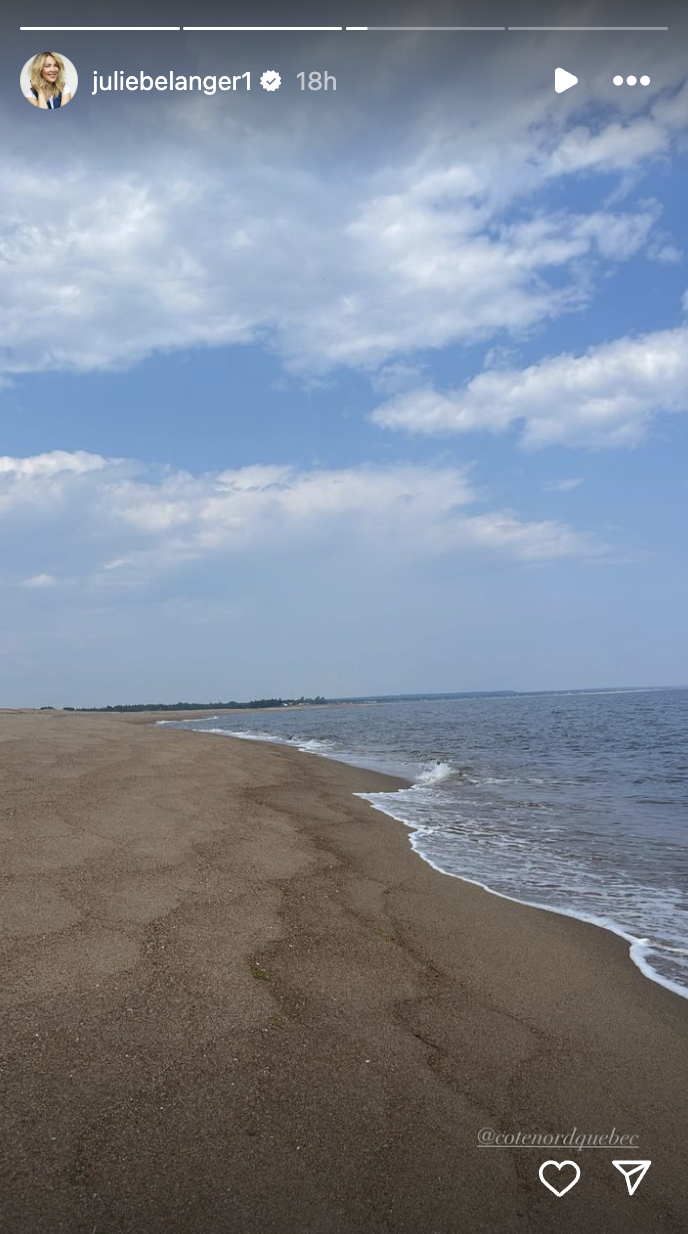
[555,67,578,93]
[612,1160,651,1195]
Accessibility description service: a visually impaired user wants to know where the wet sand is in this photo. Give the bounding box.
[0,709,686,1233]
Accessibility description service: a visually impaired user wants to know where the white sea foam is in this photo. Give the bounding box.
[295,738,337,753]
[417,761,456,784]
[169,724,338,757]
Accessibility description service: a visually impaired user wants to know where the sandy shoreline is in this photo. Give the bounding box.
[1,710,686,1232]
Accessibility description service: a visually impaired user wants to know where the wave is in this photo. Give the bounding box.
[162,721,337,756]
[416,761,456,784]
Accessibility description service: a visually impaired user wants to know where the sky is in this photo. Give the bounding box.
[1,2,687,705]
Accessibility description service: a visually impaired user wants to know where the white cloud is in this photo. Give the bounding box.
[21,573,57,588]
[371,321,688,450]
[0,451,107,479]
[544,119,669,177]
[544,478,585,493]
[371,363,426,396]
[0,450,126,516]
[459,512,595,561]
[0,452,602,586]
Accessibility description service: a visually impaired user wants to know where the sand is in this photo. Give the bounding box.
[0,708,686,1233]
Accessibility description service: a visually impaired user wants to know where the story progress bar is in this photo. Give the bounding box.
[20,25,670,32]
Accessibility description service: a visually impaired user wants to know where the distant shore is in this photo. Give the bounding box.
[146,700,382,718]
[1,709,687,1233]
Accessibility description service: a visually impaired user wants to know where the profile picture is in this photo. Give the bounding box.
[21,52,78,109]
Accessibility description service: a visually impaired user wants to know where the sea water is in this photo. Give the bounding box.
[160,688,688,1000]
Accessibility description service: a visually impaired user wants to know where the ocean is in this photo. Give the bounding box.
[160,688,688,1000]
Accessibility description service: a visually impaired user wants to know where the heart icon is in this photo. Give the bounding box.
[538,1159,581,1196]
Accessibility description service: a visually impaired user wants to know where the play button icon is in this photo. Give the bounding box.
[555,67,578,93]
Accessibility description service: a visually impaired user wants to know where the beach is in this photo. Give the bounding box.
[1,709,686,1233]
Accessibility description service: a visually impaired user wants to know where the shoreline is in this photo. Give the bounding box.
[163,714,688,1006]
[1,709,687,1232]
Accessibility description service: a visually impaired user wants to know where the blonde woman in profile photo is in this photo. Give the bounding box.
[25,52,73,108]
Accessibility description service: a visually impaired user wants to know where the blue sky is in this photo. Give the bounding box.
[2,13,688,704]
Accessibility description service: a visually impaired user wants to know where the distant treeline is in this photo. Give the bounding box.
[59,696,328,713]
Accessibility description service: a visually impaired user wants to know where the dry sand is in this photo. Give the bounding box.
[0,709,686,1233]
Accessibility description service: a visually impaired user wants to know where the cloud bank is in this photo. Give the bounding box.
[0,451,603,596]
